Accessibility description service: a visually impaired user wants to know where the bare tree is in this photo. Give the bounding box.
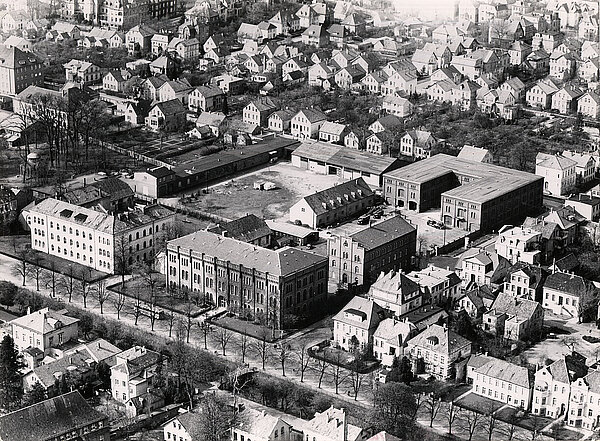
[166,311,176,337]
[459,409,483,441]
[61,264,76,302]
[253,329,271,370]
[113,235,130,288]
[42,261,58,298]
[78,267,92,308]
[147,293,158,331]
[184,294,194,343]
[114,288,126,320]
[498,420,519,441]
[482,401,499,441]
[277,344,292,376]
[198,320,212,350]
[562,335,578,353]
[133,287,143,326]
[12,247,32,287]
[295,341,312,383]
[331,351,347,395]
[213,327,233,356]
[239,331,249,364]
[94,280,111,314]
[134,261,159,301]
[29,253,44,292]
[446,402,461,435]
[315,356,329,389]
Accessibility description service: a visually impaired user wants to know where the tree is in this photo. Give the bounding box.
[12,247,32,286]
[295,341,312,383]
[113,235,130,287]
[61,264,76,302]
[78,267,92,308]
[42,261,59,298]
[331,351,347,395]
[198,320,212,350]
[459,409,483,441]
[0,336,24,411]
[166,311,176,338]
[95,361,111,389]
[386,356,414,384]
[94,280,111,314]
[315,356,329,389]
[253,329,271,370]
[498,420,519,441]
[445,401,461,435]
[423,391,444,428]
[578,283,598,323]
[482,401,499,441]
[213,327,233,356]
[22,381,46,406]
[29,253,45,292]
[278,344,292,377]
[0,281,17,307]
[349,347,364,401]
[562,335,578,353]
[370,382,418,438]
[114,288,126,320]
[239,330,249,364]
[198,393,238,441]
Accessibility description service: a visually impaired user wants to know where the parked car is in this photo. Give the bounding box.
[357,215,370,225]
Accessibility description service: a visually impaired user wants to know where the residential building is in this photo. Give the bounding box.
[24,198,174,273]
[457,145,493,163]
[303,407,369,441]
[188,85,224,113]
[526,78,559,109]
[399,130,437,159]
[243,97,278,126]
[457,248,511,288]
[383,154,543,232]
[333,296,384,351]
[0,46,43,95]
[302,24,329,47]
[111,346,161,403]
[166,230,328,328]
[64,59,102,85]
[145,99,186,132]
[484,290,544,340]
[565,194,600,222]
[319,122,347,144]
[504,263,549,302]
[454,287,494,318]
[290,108,328,139]
[472,356,533,409]
[406,324,472,380]
[23,351,96,394]
[126,25,155,55]
[163,411,204,441]
[536,152,577,195]
[383,95,413,117]
[289,178,375,229]
[231,408,293,441]
[532,353,588,418]
[10,307,79,354]
[0,391,109,441]
[366,268,421,316]
[495,225,542,265]
[406,264,462,305]
[551,85,584,114]
[157,79,193,105]
[373,318,418,367]
[543,271,592,318]
[268,109,294,133]
[562,151,596,186]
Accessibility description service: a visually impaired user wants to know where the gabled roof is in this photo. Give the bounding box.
[407,323,471,355]
[11,307,79,334]
[351,216,416,251]
[192,84,223,99]
[90,177,133,203]
[210,214,271,243]
[333,295,384,330]
[320,121,347,136]
[302,177,373,215]
[370,269,420,302]
[235,408,288,438]
[487,291,540,321]
[536,152,577,171]
[476,357,532,389]
[152,98,186,116]
[544,271,590,297]
[295,107,327,123]
[374,318,416,347]
[457,145,490,162]
[0,391,106,441]
[247,96,277,112]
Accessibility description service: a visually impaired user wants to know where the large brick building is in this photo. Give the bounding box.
[327,215,416,285]
[383,154,543,233]
[166,230,328,329]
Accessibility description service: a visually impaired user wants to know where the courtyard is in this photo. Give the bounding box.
[184,162,344,221]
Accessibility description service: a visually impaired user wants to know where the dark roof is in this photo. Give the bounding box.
[0,391,106,441]
[90,177,133,203]
[351,215,415,251]
[303,178,373,215]
[154,98,186,115]
[146,166,174,179]
[507,263,548,289]
[544,271,589,297]
[211,214,271,243]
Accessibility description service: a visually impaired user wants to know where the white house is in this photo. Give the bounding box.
[535,152,577,195]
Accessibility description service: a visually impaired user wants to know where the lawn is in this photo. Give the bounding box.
[543,426,584,440]
[212,315,284,342]
[109,274,210,317]
[454,392,505,414]
[494,406,555,432]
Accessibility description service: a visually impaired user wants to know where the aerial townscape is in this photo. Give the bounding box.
[6,0,600,440]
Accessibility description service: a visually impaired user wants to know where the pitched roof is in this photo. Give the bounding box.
[10,307,79,334]
[0,391,106,440]
[295,107,327,123]
[407,323,471,355]
[235,408,287,438]
[320,121,347,136]
[248,96,277,112]
[370,269,420,303]
[211,214,271,243]
[487,291,540,321]
[153,98,186,116]
[457,145,490,162]
[307,407,364,441]
[544,271,589,297]
[373,318,416,346]
[351,215,416,251]
[476,357,532,389]
[168,231,326,276]
[301,178,373,215]
[28,352,93,388]
[90,177,133,203]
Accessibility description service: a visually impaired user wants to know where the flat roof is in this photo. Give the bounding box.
[293,140,406,175]
[385,153,542,204]
[265,220,317,238]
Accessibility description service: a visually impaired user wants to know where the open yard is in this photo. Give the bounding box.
[186,162,344,221]
[398,208,470,251]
